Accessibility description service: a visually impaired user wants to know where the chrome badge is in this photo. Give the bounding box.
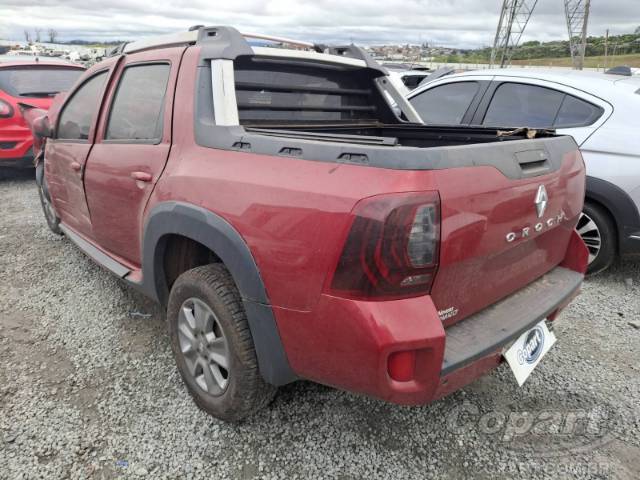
[535,185,548,219]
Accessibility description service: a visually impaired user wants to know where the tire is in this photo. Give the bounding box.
[35,162,62,235]
[579,202,616,276]
[167,263,277,422]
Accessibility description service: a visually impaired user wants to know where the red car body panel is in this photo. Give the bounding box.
[0,61,84,166]
[36,42,588,406]
[84,47,184,264]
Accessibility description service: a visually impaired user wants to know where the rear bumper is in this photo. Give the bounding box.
[0,125,34,167]
[440,267,582,377]
[274,231,587,404]
[0,151,34,168]
[432,266,582,401]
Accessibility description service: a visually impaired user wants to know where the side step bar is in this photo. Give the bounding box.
[60,224,131,279]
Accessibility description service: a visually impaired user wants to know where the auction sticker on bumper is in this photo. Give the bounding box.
[504,320,556,386]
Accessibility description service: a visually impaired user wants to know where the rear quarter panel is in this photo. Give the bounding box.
[151,145,438,311]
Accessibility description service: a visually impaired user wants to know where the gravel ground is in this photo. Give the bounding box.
[1,169,639,480]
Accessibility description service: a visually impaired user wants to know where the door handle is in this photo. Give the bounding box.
[130,171,153,183]
[70,161,82,171]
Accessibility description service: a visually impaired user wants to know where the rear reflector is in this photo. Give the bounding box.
[388,351,416,382]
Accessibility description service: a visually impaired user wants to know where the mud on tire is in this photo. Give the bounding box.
[167,263,277,422]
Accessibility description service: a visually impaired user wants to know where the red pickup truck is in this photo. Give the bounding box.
[27,27,588,422]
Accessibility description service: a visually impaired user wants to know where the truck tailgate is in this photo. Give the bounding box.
[430,137,585,327]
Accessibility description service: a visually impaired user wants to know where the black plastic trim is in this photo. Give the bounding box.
[586,176,640,255]
[140,201,296,386]
[441,267,583,376]
[60,224,131,278]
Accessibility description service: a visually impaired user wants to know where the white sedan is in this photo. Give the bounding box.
[406,68,640,274]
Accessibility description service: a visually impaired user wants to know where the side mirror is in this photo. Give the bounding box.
[33,115,53,139]
[18,103,53,138]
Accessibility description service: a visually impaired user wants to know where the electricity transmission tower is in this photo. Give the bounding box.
[564,0,591,70]
[490,0,539,68]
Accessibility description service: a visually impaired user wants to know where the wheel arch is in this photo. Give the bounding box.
[585,176,640,255]
[141,201,296,386]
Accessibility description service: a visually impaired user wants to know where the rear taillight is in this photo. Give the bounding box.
[328,192,440,300]
[0,99,14,118]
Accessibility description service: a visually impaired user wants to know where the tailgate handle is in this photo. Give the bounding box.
[515,150,550,176]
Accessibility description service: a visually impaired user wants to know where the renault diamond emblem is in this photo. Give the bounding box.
[535,185,548,218]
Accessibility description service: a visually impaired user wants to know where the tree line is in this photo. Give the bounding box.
[439,29,640,63]
[23,28,59,44]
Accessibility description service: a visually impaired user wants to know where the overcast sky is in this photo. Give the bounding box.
[1,1,639,48]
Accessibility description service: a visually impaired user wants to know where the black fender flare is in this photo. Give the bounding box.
[140,201,296,386]
[586,176,640,254]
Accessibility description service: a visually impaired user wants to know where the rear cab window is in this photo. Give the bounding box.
[0,66,84,98]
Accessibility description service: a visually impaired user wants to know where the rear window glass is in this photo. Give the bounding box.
[0,67,83,97]
[554,95,603,128]
[483,83,565,128]
[233,57,385,125]
[410,82,479,125]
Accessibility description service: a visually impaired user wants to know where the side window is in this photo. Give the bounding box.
[57,71,108,140]
[554,95,604,128]
[482,83,565,128]
[409,82,479,125]
[105,64,170,142]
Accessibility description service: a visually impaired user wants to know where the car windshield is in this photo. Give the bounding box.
[0,67,84,97]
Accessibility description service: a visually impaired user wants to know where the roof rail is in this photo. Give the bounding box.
[122,27,323,55]
[116,26,385,74]
[123,31,198,54]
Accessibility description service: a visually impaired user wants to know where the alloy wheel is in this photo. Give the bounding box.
[576,212,601,265]
[177,297,230,396]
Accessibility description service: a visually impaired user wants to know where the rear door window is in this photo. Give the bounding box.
[57,71,108,141]
[409,82,479,125]
[482,83,565,128]
[105,64,170,142]
[0,67,83,97]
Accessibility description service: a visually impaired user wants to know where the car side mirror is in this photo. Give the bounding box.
[18,103,53,138]
[33,115,53,138]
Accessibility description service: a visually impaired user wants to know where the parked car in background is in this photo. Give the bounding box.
[383,63,432,90]
[0,60,84,168]
[407,69,640,274]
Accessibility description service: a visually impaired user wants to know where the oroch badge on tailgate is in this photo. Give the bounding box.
[506,185,568,244]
